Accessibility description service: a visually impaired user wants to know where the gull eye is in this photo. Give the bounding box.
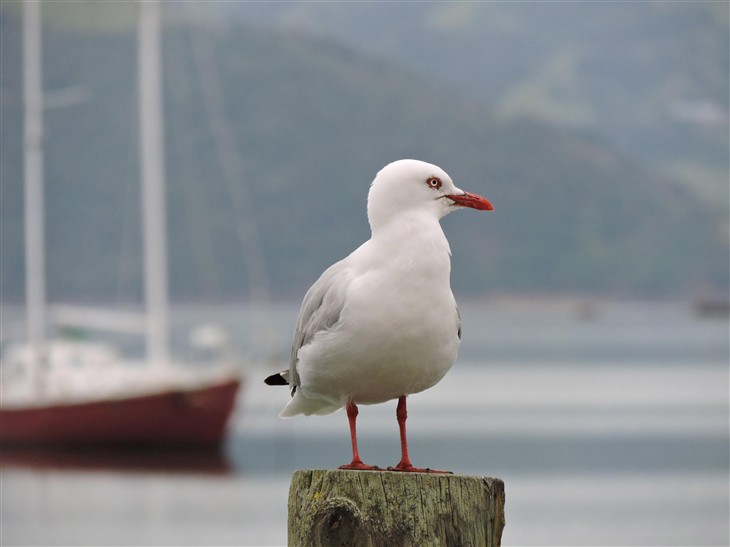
[426,177,442,190]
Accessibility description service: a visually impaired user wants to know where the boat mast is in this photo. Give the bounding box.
[23,0,46,375]
[138,0,170,368]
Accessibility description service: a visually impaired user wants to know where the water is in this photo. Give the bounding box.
[2,301,728,545]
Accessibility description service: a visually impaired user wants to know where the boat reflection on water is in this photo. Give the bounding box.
[0,443,232,475]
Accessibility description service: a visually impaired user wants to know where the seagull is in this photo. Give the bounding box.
[265,159,493,472]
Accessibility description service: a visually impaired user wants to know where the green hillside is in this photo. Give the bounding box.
[0,6,726,303]
[227,2,729,203]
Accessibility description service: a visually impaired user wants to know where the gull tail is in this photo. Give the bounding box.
[265,369,342,417]
[279,391,342,418]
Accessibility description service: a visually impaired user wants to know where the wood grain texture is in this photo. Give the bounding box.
[288,469,505,547]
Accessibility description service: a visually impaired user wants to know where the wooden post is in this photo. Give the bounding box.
[288,469,505,547]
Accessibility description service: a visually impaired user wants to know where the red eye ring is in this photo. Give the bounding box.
[426,177,442,190]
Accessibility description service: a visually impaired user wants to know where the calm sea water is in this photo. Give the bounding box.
[2,301,728,546]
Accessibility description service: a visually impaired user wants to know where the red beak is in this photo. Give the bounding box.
[445,192,494,211]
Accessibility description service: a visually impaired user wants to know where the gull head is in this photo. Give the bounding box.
[367,159,493,231]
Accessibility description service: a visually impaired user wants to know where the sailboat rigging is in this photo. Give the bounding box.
[0,0,241,446]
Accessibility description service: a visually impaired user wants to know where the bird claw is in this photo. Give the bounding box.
[387,463,452,474]
[339,461,381,471]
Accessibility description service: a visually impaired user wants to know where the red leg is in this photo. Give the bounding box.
[339,400,378,471]
[390,396,451,473]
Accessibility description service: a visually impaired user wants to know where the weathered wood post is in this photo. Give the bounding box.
[288,469,505,547]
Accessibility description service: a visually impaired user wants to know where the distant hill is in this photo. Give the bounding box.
[223,2,729,204]
[0,6,727,304]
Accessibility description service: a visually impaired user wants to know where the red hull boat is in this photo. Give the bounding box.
[4,3,247,451]
[0,378,240,446]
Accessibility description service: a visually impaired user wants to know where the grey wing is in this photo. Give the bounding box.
[288,260,353,395]
[456,304,462,340]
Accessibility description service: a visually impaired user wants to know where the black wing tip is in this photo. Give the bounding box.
[265,373,289,386]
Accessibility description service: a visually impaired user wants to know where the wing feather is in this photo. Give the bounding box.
[288,260,353,394]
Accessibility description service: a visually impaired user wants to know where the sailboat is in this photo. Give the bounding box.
[0,1,241,446]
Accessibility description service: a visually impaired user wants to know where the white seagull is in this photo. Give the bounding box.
[266,159,493,472]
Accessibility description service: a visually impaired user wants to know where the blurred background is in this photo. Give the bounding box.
[1,1,728,546]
